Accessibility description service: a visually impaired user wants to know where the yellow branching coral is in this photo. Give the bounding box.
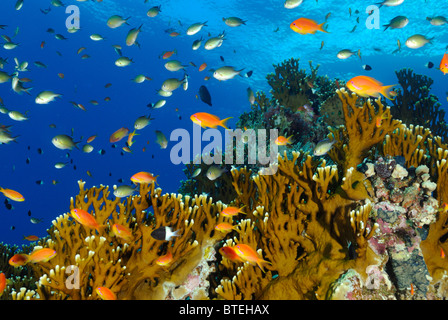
[421,209,448,283]
[382,124,431,168]
[328,89,402,201]
[332,88,402,170]
[16,180,228,300]
[216,150,379,300]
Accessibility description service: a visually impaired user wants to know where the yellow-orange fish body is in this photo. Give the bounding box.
[275,135,293,146]
[440,53,448,75]
[0,272,6,296]
[23,235,39,241]
[96,287,117,300]
[0,187,24,202]
[70,208,103,232]
[109,127,129,143]
[190,112,232,129]
[233,244,271,272]
[8,253,29,267]
[130,171,158,184]
[346,75,396,100]
[28,248,57,263]
[156,251,173,266]
[219,246,243,262]
[221,206,246,217]
[215,222,237,232]
[290,17,329,35]
[110,223,133,242]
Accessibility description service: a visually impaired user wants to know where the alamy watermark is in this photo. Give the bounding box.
[169,124,279,175]
[365,5,380,30]
[65,265,80,289]
[65,5,80,30]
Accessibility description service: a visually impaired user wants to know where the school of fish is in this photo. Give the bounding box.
[0,0,447,299]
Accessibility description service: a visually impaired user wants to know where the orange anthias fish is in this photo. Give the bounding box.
[219,246,243,262]
[162,49,177,59]
[215,222,237,233]
[346,76,397,100]
[375,113,389,128]
[290,17,329,35]
[233,244,272,272]
[156,251,173,266]
[0,272,6,296]
[86,135,97,143]
[70,208,103,232]
[190,112,232,129]
[127,129,139,147]
[28,248,57,263]
[110,223,133,242]
[96,287,117,300]
[110,127,129,143]
[130,171,159,184]
[8,253,29,267]
[0,187,25,202]
[438,203,448,213]
[440,52,448,75]
[221,206,246,217]
[198,63,207,72]
[275,135,294,146]
[23,235,39,241]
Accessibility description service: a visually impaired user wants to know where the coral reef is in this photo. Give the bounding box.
[3,58,448,301]
[391,68,448,141]
[0,242,37,300]
[178,161,237,204]
[3,180,229,300]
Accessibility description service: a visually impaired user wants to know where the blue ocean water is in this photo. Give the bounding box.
[0,0,446,245]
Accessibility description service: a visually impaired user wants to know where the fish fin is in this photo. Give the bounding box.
[238,205,247,214]
[220,117,233,129]
[257,258,272,273]
[74,140,81,150]
[381,84,397,100]
[167,228,181,241]
[318,22,330,33]
[287,135,295,144]
[96,224,107,234]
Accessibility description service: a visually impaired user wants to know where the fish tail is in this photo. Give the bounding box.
[318,22,329,33]
[257,258,272,273]
[220,117,233,129]
[381,84,397,100]
[287,134,295,144]
[167,228,181,241]
[96,224,107,234]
